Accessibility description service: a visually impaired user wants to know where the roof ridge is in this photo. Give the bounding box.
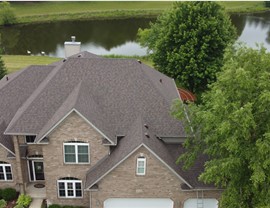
[4,63,63,135]
[137,63,176,107]
[35,81,82,142]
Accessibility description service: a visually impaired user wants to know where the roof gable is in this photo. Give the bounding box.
[4,55,185,142]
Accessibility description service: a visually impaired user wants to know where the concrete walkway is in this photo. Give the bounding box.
[29,198,43,208]
[26,183,46,208]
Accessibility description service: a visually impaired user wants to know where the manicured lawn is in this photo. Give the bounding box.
[220,1,267,13]
[3,55,61,74]
[8,1,269,25]
[11,2,172,24]
[3,55,153,74]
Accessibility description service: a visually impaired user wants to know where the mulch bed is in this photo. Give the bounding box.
[6,199,16,208]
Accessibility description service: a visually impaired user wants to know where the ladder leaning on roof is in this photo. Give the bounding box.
[196,190,204,208]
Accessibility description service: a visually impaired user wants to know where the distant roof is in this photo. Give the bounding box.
[178,88,196,102]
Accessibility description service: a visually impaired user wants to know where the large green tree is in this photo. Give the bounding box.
[0,2,17,26]
[138,2,236,95]
[0,55,6,79]
[172,45,270,208]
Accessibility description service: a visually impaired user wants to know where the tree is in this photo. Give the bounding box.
[0,56,6,79]
[0,2,17,26]
[138,2,236,95]
[172,45,270,208]
[0,34,7,79]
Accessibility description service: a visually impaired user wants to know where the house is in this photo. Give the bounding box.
[0,50,221,208]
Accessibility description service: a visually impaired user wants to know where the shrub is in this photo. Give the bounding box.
[0,189,2,199]
[62,206,74,208]
[2,188,17,201]
[0,2,17,25]
[48,204,62,208]
[265,1,270,7]
[0,199,7,208]
[16,194,32,208]
[14,205,24,208]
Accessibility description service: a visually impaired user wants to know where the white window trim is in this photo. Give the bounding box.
[0,164,13,181]
[136,157,146,176]
[57,179,83,198]
[63,142,90,164]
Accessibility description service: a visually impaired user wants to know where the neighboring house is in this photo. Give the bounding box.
[0,51,221,208]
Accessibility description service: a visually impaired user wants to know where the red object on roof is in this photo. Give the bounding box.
[178,88,196,102]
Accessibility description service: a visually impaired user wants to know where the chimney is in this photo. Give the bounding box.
[64,36,81,58]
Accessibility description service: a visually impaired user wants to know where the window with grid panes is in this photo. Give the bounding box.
[136,157,146,175]
[58,177,82,198]
[0,162,12,181]
[64,141,89,164]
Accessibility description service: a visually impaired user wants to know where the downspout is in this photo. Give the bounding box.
[89,191,92,208]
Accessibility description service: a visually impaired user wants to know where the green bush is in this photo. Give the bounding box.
[0,2,17,25]
[0,199,7,208]
[14,205,24,208]
[48,204,62,208]
[2,187,17,201]
[0,189,2,199]
[62,206,73,208]
[265,1,270,7]
[16,194,32,208]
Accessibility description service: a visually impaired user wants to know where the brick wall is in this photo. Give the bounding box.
[43,111,109,206]
[0,145,18,190]
[90,146,222,208]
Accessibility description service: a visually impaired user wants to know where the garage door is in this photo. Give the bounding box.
[184,198,218,208]
[104,198,174,208]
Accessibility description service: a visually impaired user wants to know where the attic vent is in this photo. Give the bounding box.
[6,76,8,81]
[144,133,150,138]
[78,54,81,57]
[63,59,67,62]
[144,124,148,129]
[160,79,162,83]
[137,60,142,64]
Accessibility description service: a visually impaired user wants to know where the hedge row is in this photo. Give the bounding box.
[0,188,17,201]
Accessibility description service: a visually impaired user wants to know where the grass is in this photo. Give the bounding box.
[3,55,61,74]
[11,2,172,24]
[220,1,267,13]
[7,1,270,26]
[3,55,153,74]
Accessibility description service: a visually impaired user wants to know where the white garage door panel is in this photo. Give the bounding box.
[184,198,218,208]
[104,198,174,208]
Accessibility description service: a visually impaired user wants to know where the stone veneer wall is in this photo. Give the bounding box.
[90,146,222,208]
[0,145,18,190]
[43,111,109,206]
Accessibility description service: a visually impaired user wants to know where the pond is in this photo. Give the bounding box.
[0,11,270,57]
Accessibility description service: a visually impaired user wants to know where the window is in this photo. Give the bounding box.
[136,157,146,175]
[0,162,13,181]
[58,177,82,198]
[64,142,89,164]
[25,135,36,144]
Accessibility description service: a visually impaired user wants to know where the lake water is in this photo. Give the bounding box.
[0,11,270,57]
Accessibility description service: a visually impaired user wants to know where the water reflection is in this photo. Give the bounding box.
[0,18,153,56]
[231,11,270,48]
[0,11,270,57]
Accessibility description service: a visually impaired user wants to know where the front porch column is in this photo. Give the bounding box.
[13,136,26,194]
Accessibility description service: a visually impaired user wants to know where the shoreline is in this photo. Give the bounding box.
[1,2,269,27]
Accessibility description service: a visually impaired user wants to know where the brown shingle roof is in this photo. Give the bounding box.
[0,65,54,154]
[85,116,214,189]
[1,51,211,189]
[5,54,185,143]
